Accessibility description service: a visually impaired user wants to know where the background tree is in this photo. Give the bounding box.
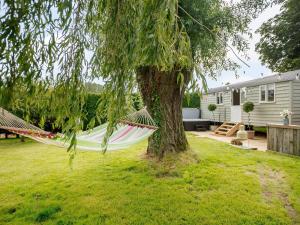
[256,0,300,72]
[0,0,273,158]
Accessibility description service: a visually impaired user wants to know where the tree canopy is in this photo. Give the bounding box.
[256,0,300,72]
[0,0,276,155]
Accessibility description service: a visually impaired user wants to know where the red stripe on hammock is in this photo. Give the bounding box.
[110,126,134,142]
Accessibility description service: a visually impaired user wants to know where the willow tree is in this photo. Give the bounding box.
[0,0,273,157]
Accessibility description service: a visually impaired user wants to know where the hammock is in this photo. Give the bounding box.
[0,107,157,151]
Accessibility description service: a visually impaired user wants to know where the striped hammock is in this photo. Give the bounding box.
[0,107,157,151]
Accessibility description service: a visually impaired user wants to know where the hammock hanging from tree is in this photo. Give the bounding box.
[0,107,157,151]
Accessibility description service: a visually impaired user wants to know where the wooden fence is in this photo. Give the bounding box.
[267,124,300,156]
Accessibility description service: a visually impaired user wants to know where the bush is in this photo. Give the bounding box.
[182,93,200,108]
[243,101,254,130]
[82,92,144,130]
[208,104,217,112]
[243,101,254,113]
[83,93,102,130]
[208,104,217,125]
[254,126,267,134]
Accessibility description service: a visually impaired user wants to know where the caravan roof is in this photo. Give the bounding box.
[208,69,300,93]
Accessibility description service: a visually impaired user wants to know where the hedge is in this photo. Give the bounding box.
[182,93,200,108]
[8,92,199,132]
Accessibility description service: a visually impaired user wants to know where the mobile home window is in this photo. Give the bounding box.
[260,85,266,102]
[240,88,247,104]
[267,84,275,102]
[216,92,223,104]
[260,84,275,103]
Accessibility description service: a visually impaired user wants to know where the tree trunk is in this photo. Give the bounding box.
[136,66,190,158]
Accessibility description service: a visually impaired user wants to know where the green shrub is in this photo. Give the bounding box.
[182,93,200,108]
[254,126,267,134]
[208,104,217,112]
[83,92,144,130]
[243,101,254,113]
[83,93,102,130]
[8,91,144,132]
[208,104,217,125]
[243,101,254,130]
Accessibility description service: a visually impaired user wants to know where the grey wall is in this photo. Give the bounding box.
[200,91,231,122]
[182,108,200,119]
[292,81,300,125]
[241,81,292,126]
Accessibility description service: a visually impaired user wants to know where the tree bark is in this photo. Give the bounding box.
[136,66,190,158]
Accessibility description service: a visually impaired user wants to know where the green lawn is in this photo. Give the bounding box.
[0,135,300,225]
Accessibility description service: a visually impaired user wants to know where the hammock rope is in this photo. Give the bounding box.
[0,107,54,138]
[0,107,157,151]
[118,108,157,129]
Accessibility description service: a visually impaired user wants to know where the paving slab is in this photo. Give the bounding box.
[191,131,267,151]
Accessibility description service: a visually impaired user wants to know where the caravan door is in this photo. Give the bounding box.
[231,89,242,122]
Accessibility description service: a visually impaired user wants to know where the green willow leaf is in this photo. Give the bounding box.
[0,0,275,158]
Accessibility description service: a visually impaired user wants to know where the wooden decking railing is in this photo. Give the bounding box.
[267,124,300,156]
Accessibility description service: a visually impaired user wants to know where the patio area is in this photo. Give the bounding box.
[191,131,267,151]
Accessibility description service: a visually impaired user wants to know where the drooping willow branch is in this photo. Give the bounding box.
[0,0,276,156]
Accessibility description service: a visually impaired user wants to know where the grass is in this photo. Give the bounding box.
[0,134,300,225]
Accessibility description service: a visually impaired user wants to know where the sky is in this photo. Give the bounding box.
[206,3,282,88]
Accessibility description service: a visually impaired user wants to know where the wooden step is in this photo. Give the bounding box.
[226,123,242,136]
[214,122,243,136]
[219,128,230,132]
